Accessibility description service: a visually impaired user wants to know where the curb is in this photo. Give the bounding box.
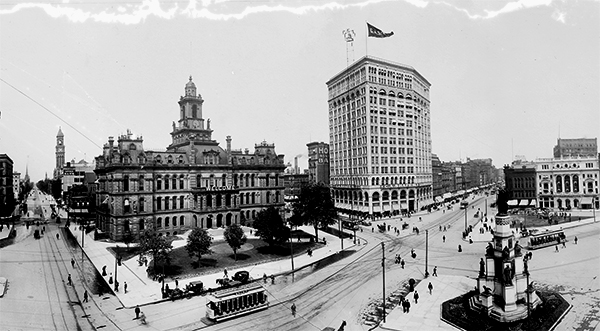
[0,277,7,298]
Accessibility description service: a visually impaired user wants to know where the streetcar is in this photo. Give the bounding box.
[527,229,566,250]
[460,200,469,209]
[205,282,269,322]
[341,220,359,231]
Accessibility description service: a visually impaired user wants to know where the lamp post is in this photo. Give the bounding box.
[289,221,295,272]
[381,242,386,323]
[425,229,429,277]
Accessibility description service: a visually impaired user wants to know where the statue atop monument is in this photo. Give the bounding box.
[497,188,509,215]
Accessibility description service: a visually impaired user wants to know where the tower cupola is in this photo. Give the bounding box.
[185,75,197,97]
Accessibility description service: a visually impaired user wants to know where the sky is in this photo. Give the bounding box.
[1,0,599,182]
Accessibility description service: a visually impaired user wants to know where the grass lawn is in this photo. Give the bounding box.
[148,237,321,279]
[508,214,593,229]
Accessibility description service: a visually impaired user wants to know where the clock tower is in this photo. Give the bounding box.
[168,76,216,150]
[54,127,65,178]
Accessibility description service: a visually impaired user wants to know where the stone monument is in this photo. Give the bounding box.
[470,189,541,322]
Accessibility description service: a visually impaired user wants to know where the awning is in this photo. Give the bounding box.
[518,200,528,206]
[400,202,408,210]
[442,193,452,199]
[529,199,537,207]
[383,204,391,211]
[457,190,465,195]
[507,200,518,206]
[373,205,382,213]
[580,197,593,205]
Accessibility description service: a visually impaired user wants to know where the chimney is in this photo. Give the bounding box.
[294,156,299,174]
[226,135,231,154]
[108,136,114,156]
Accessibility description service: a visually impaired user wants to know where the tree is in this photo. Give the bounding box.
[185,228,213,265]
[253,206,289,246]
[224,223,247,261]
[292,182,337,242]
[138,228,173,273]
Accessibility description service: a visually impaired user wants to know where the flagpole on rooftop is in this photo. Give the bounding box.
[365,21,368,56]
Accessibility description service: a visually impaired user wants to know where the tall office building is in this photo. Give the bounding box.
[326,56,433,216]
[553,138,597,158]
[307,141,330,185]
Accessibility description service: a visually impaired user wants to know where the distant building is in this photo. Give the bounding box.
[283,173,309,200]
[94,77,286,241]
[553,138,597,158]
[54,127,65,179]
[307,141,330,185]
[503,161,537,207]
[62,159,96,193]
[0,154,15,217]
[431,154,443,199]
[327,56,433,216]
[535,155,599,210]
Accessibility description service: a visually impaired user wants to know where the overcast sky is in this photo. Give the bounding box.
[1,0,598,182]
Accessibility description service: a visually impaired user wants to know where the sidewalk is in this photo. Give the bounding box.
[69,224,356,308]
[378,275,476,331]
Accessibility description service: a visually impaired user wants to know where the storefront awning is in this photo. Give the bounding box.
[373,205,382,213]
[400,202,408,210]
[518,200,528,206]
[580,197,593,205]
[507,200,518,206]
[442,193,452,199]
[457,190,465,195]
[528,199,537,207]
[383,204,391,211]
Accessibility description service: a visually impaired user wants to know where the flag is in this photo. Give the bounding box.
[367,22,394,38]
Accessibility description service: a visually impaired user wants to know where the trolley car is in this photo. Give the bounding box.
[527,229,566,250]
[205,282,269,322]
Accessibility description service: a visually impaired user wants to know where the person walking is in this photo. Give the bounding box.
[83,290,89,303]
[562,240,566,248]
[405,299,411,313]
[574,236,578,244]
[400,259,405,269]
[67,274,73,286]
[428,282,433,294]
[135,305,141,319]
[433,266,438,276]
[71,258,75,268]
[555,245,559,253]
[56,233,60,240]
[124,281,128,293]
[443,235,446,243]
[413,290,419,304]
[291,303,297,317]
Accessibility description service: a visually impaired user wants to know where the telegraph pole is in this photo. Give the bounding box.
[289,223,295,271]
[464,204,468,233]
[381,242,386,323]
[425,229,429,277]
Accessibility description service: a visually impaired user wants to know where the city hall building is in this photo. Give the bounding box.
[94,77,286,240]
[326,56,433,217]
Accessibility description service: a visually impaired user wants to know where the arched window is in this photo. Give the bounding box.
[165,217,170,227]
[222,174,227,187]
[139,176,145,191]
[172,217,177,226]
[207,195,213,207]
[164,176,170,190]
[139,197,145,212]
[572,175,579,193]
[216,194,222,207]
[156,197,162,210]
[164,197,170,210]
[172,196,177,210]
[192,104,198,118]
[123,175,129,192]
[179,196,184,209]
[180,216,185,226]
[157,217,162,228]
[179,175,184,189]
[555,175,562,193]
[172,177,177,189]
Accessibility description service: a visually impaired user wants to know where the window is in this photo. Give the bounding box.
[172,196,177,210]
[157,217,162,228]
[180,216,185,226]
[124,198,131,213]
[165,177,169,190]
[156,197,162,210]
[179,176,184,190]
[139,197,145,212]
[139,176,145,191]
[156,178,162,190]
[123,175,129,192]
[172,178,177,189]
[179,196,184,209]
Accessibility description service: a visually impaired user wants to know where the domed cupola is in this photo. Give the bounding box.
[185,75,197,97]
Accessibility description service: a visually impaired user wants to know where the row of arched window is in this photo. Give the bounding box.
[156,215,185,228]
[555,174,580,194]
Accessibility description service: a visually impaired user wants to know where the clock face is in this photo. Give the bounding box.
[193,120,200,128]
[58,139,63,145]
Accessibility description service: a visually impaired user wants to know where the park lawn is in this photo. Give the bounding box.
[149,237,321,279]
[508,214,593,228]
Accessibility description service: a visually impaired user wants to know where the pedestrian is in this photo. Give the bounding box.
[135,305,140,319]
[83,290,89,302]
[428,282,433,294]
[67,274,73,286]
[56,233,60,240]
[406,299,411,312]
[443,235,446,243]
[124,281,128,293]
[414,290,419,304]
[433,266,438,276]
[458,244,462,252]
[263,273,267,283]
[562,240,566,248]
[400,259,405,269]
[71,258,75,268]
[574,236,578,244]
[555,245,559,253]
[115,281,119,292]
[175,278,179,288]
[270,275,275,284]
[224,268,228,277]
[291,303,296,317]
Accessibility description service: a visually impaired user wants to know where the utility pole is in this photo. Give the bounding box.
[425,229,429,277]
[114,252,118,291]
[464,204,468,233]
[339,219,343,250]
[381,242,386,323]
[289,223,294,271]
[81,218,85,263]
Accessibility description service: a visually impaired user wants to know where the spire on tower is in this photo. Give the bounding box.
[57,126,64,137]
